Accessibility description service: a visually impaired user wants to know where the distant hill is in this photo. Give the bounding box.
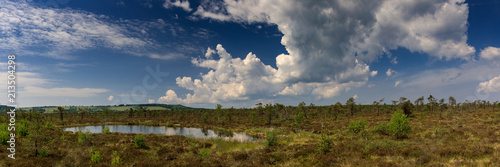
[0,105,15,112]
[14,104,204,113]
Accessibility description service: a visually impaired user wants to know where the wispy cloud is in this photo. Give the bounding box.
[394,81,402,87]
[0,62,108,98]
[21,86,109,97]
[0,0,185,60]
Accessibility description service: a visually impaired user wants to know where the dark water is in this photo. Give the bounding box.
[62,125,256,142]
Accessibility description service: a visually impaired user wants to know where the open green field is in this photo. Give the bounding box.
[16,104,200,114]
[1,101,500,166]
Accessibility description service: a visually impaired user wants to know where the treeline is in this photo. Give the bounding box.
[5,95,499,129]
[10,104,200,113]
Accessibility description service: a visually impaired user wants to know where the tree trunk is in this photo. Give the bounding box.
[350,105,354,116]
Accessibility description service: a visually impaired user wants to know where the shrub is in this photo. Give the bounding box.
[388,110,412,139]
[373,122,390,135]
[250,111,257,123]
[77,130,92,144]
[198,148,211,158]
[38,148,49,157]
[348,119,370,139]
[44,121,54,129]
[17,120,29,136]
[111,151,122,166]
[165,121,173,127]
[316,133,334,154]
[134,134,146,148]
[265,130,278,147]
[0,115,6,123]
[0,124,10,145]
[292,110,306,130]
[401,100,414,116]
[102,126,110,134]
[90,151,103,163]
[201,112,209,123]
[347,119,368,134]
[88,146,95,155]
[295,110,305,125]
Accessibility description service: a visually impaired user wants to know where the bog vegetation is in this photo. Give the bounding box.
[0,96,499,166]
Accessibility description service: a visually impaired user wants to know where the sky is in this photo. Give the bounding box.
[1,0,500,108]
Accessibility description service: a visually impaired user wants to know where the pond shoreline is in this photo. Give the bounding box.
[62,124,261,142]
[56,121,269,138]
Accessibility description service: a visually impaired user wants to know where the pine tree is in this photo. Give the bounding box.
[346,97,356,116]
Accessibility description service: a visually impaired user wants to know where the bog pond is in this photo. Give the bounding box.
[62,125,257,142]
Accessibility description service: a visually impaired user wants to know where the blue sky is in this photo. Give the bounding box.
[1,0,500,108]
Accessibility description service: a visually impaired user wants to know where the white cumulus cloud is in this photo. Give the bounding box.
[163,0,192,12]
[386,68,396,77]
[160,0,477,105]
[191,0,475,84]
[158,44,374,104]
[477,75,500,93]
[479,46,500,60]
[158,45,280,104]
